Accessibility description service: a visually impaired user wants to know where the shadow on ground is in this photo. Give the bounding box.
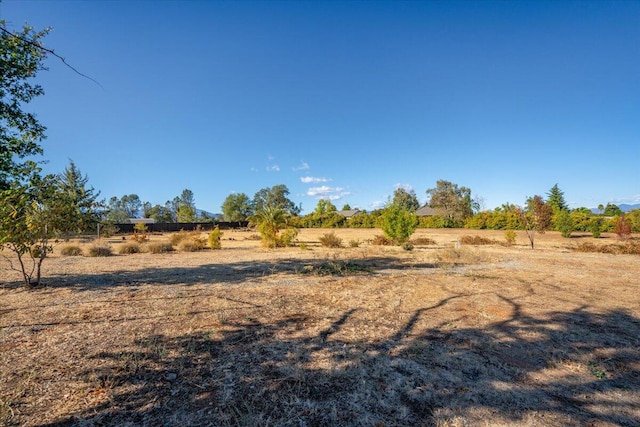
[37,296,640,426]
[27,256,437,291]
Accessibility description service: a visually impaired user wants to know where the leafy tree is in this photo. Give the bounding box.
[341,204,352,211]
[176,205,196,222]
[426,180,476,226]
[378,204,418,245]
[179,188,195,211]
[143,204,173,222]
[546,184,568,212]
[589,217,602,238]
[314,199,337,215]
[253,184,300,216]
[555,209,573,238]
[597,204,604,215]
[0,23,50,190]
[603,203,622,216]
[250,205,290,248]
[519,195,552,249]
[1,174,83,287]
[106,194,141,222]
[221,192,252,221]
[56,160,101,233]
[392,188,420,212]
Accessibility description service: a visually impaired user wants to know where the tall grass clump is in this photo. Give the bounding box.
[460,235,495,245]
[87,244,112,257]
[319,232,343,248]
[119,242,141,255]
[147,242,174,254]
[504,230,516,246]
[60,245,83,256]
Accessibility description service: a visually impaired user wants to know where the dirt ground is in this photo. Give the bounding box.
[1,228,639,426]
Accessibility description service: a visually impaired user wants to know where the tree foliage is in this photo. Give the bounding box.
[546,184,568,212]
[520,195,552,249]
[250,205,290,248]
[106,194,141,223]
[426,180,476,226]
[378,204,418,245]
[603,203,622,216]
[221,192,252,222]
[0,23,50,190]
[392,188,420,212]
[56,160,101,233]
[253,184,300,216]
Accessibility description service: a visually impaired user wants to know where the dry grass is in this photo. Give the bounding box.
[1,229,639,426]
[459,235,496,245]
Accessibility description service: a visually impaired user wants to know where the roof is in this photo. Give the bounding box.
[415,206,437,217]
[336,209,362,218]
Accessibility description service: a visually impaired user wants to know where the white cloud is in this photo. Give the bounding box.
[266,165,280,172]
[301,176,329,183]
[306,186,350,201]
[292,161,310,171]
[250,167,259,172]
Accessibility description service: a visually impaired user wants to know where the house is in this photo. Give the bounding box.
[415,206,437,217]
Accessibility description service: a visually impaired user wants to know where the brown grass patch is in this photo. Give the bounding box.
[460,235,496,245]
[0,229,639,426]
[574,241,640,255]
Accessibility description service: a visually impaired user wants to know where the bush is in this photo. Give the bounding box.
[402,242,414,251]
[348,239,361,248]
[319,232,343,248]
[277,228,298,247]
[131,233,148,243]
[87,244,112,257]
[246,234,262,241]
[60,245,83,256]
[208,227,222,250]
[379,205,418,244]
[410,237,436,246]
[589,217,602,238]
[574,241,640,255]
[555,210,573,238]
[147,242,174,254]
[371,235,393,246]
[615,214,632,241]
[504,230,517,246]
[460,235,494,245]
[178,236,207,252]
[119,242,141,254]
[169,230,191,246]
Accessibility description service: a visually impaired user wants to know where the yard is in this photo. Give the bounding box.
[1,229,639,426]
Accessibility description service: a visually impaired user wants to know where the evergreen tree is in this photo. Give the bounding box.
[546,184,568,212]
[56,160,101,233]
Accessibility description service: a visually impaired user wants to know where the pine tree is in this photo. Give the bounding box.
[547,184,568,212]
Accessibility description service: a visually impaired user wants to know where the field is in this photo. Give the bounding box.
[1,228,639,426]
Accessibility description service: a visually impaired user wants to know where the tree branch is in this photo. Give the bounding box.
[0,25,103,89]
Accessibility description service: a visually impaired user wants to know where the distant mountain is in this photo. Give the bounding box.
[197,209,221,219]
[619,204,640,212]
[590,204,640,214]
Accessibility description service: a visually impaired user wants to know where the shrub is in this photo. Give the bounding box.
[410,237,436,246]
[504,230,516,246]
[460,235,494,245]
[178,236,207,252]
[615,214,632,241]
[208,227,222,249]
[319,232,343,248]
[277,228,298,247]
[348,239,361,248]
[169,230,191,246]
[402,242,414,251]
[379,205,418,244]
[131,233,148,243]
[133,222,148,233]
[589,217,602,238]
[371,235,393,246]
[87,244,112,257]
[147,242,174,254]
[119,242,141,254]
[246,234,261,241]
[60,245,83,256]
[574,241,640,255]
[555,210,573,238]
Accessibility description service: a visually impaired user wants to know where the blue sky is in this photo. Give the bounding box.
[2,0,639,214]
